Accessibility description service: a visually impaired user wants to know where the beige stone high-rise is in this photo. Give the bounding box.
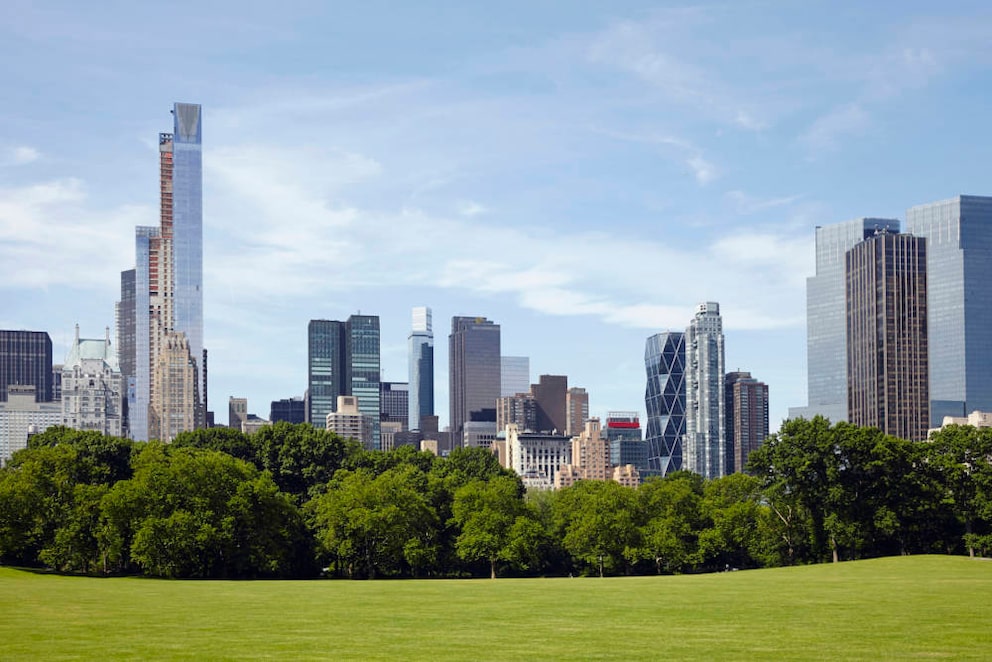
[150,332,196,442]
[846,231,929,441]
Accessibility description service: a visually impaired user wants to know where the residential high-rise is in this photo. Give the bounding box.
[0,386,62,465]
[846,231,929,441]
[556,418,611,488]
[307,320,346,429]
[269,397,306,424]
[684,302,726,480]
[497,392,537,432]
[149,332,196,442]
[791,218,901,423]
[407,306,434,431]
[500,356,530,397]
[61,326,123,437]
[566,387,589,437]
[532,374,567,433]
[725,371,769,473]
[129,103,205,441]
[644,332,685,477]
[229,397,248,430]
[346,315,381,450]
[905,195,992,424]
[380,382,409,430]
[116,269,136,436]
[0,330,53,403]
[449,316,501,447]
[325,395,372,445]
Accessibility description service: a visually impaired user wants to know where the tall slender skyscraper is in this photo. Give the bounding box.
[407,306,434,431]
[684,302,726,480]
[644,331,685,477]
[791,218,900,423]
[449,316,501,448]
[905,195,992,424]
[129,103,204,441]
[846,231,929,441]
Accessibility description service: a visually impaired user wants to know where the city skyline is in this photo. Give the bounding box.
[5,3,992,430]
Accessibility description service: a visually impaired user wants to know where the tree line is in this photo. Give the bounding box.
[0,417,990,579]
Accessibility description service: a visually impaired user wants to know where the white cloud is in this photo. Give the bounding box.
[726,190,803,215]
[800,103,870,154]
[457,201,488,217]
[8,146,41,164]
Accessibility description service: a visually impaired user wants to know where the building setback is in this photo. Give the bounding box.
[905,195,992,424]
[846,231,929,441]
[449,316,501,448]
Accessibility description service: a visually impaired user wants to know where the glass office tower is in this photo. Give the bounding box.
[449,316,501,448]
[407,306,434,431]
[791,217,900,423]
[308,320,346,429]
[905,195,992,424]
[644,331,685,477]
[346,315,381,450]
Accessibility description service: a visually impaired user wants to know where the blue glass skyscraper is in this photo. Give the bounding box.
[906,195,992,424]
[308,320,346,429]
[407,306,434,431]
[171,102,204,423]
[346,314,381,450]
[644,331,685,477]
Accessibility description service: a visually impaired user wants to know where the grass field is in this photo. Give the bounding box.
[2,555,990,660]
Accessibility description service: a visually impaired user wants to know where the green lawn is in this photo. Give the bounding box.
[1,555,990,660]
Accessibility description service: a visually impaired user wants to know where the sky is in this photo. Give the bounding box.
[2,1,992,430]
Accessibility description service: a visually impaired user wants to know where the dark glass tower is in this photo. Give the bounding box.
[449,316,501,447]
[346,315,381,450]
[846,231,929,441]
[0,330,53,402]
[644,331,685,477]
[307,320,346,429]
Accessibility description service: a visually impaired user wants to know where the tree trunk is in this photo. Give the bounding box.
[831,536,839,563]
[490,558,496,580]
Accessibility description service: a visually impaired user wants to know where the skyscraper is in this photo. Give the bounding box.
[449,316,501,448]
[407,306,434,431]
[791,218,900,422]
[229,397,248,430]
[129,102,204,441]
[566,387,589,436]
[270,397,306,424]
[116,269,136,437]
[307,315,381,448]
[532,374,567,434]
[684,302,726,480]
[346,315,381,450]
[307,320,346,429]
[61,326,123,437]
[380,382,409,430]
[725,371,769,473]
[644,331,685,477]
[846,231,929,441]
[905,195,992,424]
[0,330,53,403]
[606,411,647,475]
[500,356,530,397]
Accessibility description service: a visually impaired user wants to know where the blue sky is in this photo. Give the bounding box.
[2,1,992,429]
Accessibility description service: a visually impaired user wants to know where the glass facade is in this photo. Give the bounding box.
[131,226,157,441]
[449,316,501,447]
[380,382,409,429]
[0,330,53,403]
[906,196,992,424]
[407,306,434,431]
[500,356,530,396]
[797,217,900,423]
[684,302,726,480]
[347,315,381,450]
[270,397,306,424]
[644,331,685,476]
[308,320,345,429]
[171,102,204,424]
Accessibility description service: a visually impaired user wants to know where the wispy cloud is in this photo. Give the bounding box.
[800,103,870,155]
[726,190,803,215]
[2,145,40,165]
